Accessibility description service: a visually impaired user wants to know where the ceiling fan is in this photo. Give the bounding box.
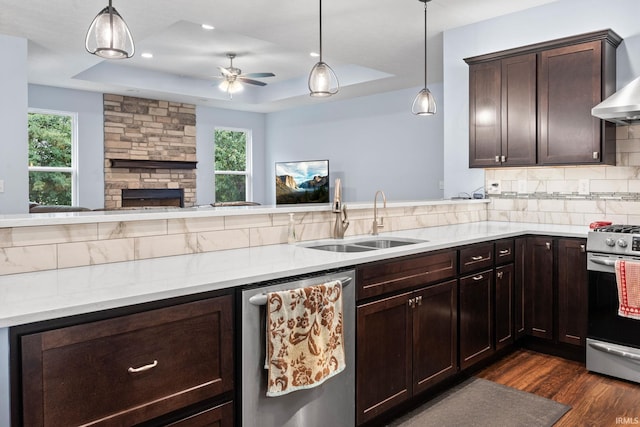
[216,53,275,98]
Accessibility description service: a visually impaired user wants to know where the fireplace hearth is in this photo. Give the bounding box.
[121,189,184,208]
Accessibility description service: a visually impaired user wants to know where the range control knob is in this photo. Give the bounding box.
[605,238,616,247]
[617,238,628,248]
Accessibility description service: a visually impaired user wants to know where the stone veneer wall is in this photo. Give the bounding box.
[487,124,640,225]
[0,202,487,275]
[103,95,197,209]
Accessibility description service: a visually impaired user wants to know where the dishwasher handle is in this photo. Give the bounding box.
[249,276,352,306]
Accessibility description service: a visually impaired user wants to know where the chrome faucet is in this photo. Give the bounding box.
[372,190,386,235]
[333,203,349,239]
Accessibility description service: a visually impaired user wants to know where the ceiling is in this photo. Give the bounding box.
[0,0,558,113]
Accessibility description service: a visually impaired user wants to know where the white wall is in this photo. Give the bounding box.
[442,0,640,199]
[196,106,266,204]
[29,84,105,209]
[265,85,445,204]
[0,35,28,214]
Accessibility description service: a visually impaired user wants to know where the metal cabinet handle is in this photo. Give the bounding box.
[501,155,506,162]
[580,244,586,253]
[495,155,500,163]
[593,151,599,160]
[471,255,484,261]
[408,298,416,308]
[472,275,484,281]
[497,271,504,279]
[545,242,551,250]
[499,249,510,255]
[416,296,423,306]
[128,360,158,374]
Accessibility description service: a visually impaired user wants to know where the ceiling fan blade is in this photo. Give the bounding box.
[238,78,267,86]
[242,72,275,78]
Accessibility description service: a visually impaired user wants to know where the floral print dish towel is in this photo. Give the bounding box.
[266,280,345,397]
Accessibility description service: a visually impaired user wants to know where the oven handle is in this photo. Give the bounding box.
[249,276,352,306]
[589,341,640,364]
[590,258,617,267]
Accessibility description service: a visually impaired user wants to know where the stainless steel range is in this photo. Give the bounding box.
[586,225,640,383]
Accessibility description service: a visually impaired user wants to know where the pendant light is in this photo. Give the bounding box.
[412,0,437,115]
[308,0,339,97]
[85,0,135,59]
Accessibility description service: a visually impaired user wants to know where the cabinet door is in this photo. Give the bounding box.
[495,264,514,351]
[412,280,458,395]
[538,41,603,164]
[459,270,494,370]
[514,238,527,340]
[164,401,234,427]
[525,237,554,340]
[469,61,502,167]
[356,293,412,425]
[557,238,588,346]
[501,53,537,166]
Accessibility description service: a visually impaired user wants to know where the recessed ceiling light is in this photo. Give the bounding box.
[141,52,153,59]
[310,52,320,57]
[201,24,215,30]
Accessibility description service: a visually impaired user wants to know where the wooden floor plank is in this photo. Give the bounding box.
[475,349,640,427]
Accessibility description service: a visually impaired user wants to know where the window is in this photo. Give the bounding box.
[28,110,78,206]
[214,128,252,202]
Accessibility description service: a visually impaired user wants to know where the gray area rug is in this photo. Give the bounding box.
[387,377,570,427]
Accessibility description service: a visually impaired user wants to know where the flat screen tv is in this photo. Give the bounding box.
[275,160,329,205]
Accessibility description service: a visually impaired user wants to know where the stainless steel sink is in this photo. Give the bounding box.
[304,237,427,252]
[308,244,376,253]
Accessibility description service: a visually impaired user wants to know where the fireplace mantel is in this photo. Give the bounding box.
[109,159,198,170]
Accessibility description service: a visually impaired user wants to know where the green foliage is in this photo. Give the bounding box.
[28,113,73,205]
[215,129,247,202]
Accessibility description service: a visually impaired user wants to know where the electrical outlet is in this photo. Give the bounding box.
[0,180,4,193]
[517,180,527,194]
[578,179,590,195]
[487,180,501,195]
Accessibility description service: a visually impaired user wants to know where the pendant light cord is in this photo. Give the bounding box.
[423,0,427,89]
[319,0,323,61]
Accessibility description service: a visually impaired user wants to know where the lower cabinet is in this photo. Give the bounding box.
[525,237,554,340]
[459,270,494,370]
[17,294,234,427]
[557,238,588,346]
[356,280,457,425]
[495,263,515,351]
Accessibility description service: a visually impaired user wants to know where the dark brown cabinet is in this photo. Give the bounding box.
[557,238,588,346]
[468,53,537,167]
[467,29,621,168]
[514,237,527,340]
[459,270,494,369]
[18,295,234,427]
[495,263,515,351]
[356,252,458,426]
[525,237,554,340]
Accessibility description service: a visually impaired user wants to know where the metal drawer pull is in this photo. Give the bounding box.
[589,342,640,364]
[499,249,510,255]
[497,271,504,279]
[472,275,484,281]
[591,258,616,267]
[471,255,484,261]
[545,242,551,250]
[128,360,158,373]
[580,244,586,253]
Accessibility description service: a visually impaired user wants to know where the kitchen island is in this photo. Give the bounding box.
[0,219,589,426]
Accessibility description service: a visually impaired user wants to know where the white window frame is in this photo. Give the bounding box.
[28,108,79,205]
[214,127,253,202]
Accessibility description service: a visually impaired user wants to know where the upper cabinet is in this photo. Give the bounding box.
[466,29,622,168]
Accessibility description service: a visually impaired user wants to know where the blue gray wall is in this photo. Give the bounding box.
[442,0,640,198]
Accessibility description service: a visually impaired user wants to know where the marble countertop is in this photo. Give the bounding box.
[0,221,589,328]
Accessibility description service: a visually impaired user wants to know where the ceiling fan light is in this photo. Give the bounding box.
[85,1,134,59]
[308,61,339,97]
[412,88,437,115]
[219,80,243,94]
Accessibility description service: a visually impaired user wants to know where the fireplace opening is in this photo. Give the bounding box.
[121,189,184,208]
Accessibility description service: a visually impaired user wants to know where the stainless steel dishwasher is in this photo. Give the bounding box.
[240,269,355,427]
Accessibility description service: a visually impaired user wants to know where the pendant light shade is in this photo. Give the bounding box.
[85,0,135,59]
[219,80,244,99]
[412,0,436,115]
[309,0,339,97]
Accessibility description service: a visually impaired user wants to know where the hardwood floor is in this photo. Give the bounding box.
[476,349,640,426]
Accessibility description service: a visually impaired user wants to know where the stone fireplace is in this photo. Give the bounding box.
[103,94,197,209]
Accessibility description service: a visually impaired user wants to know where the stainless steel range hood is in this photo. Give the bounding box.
[592,75,640,125]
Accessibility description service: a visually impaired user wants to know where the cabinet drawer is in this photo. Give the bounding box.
[495,239,514,265]
[21,295,234,427]
[459,243,494,274]
[357,250,456,300]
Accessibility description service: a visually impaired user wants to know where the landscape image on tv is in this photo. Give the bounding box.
[275,160,329,205]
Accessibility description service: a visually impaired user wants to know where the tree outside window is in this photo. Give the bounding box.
[28,110,77,206]
[214,128,251,202]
